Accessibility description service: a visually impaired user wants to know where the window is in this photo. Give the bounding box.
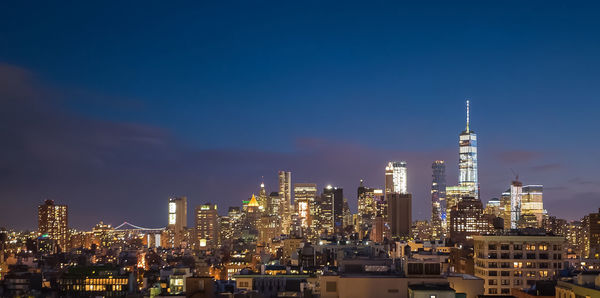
[501,288,511,294]
[500,244,510,250]
[489,244,497,250]
[429,295,437,298]
[488,288,497,294]
[514,244,522,250]
[489,271,497,276]
[501,271,509,276]
[501,279,510,285]
[489,279,498,285]
[326,282,337,292]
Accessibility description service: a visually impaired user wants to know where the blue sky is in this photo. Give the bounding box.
[1,1,599,229]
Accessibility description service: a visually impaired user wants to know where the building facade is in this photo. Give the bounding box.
[473,232,565,296]
[38,200,68,252]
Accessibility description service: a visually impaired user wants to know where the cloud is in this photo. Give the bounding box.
[568,177,596,185]
[495,150,543,163]
[529,163,561,172]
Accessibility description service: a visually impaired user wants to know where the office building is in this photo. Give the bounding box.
[449,197,492,246]
[385,161,408,195]
[473,231,565,295]
[387,193,412,238]
[458,100,478,197]
[520,185,544,228]
[195,203,218,249]
[431,160,446,238]
[357,180,383,238]
[38,200,68,252]
[294,183,317,229]
[167,196,187,247]
[257,181,268,212]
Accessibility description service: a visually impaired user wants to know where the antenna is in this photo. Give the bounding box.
[466,99,470,132]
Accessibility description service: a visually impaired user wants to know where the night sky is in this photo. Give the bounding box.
[1,1,599,230]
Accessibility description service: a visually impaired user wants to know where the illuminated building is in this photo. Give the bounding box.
[357,180,383,238]
[499,182,544,230]
[267,191,280,216]
[387,193,412,238]
[484,198,501,217]
[323,185,344,235]
[257,181,268,212]
[449,197,492,246]
[520,185,544,228]
[279,171,292,233]
[371,216,385,243]
[58,265,131,296]
[294,183,317,229]
[458,100,478,197]
[258,215,280,248]
[509,179,523,230]
[38,200,68,252]
[195,203,218,249]
[167,196,187,247]
[445,185,472,235]
[582,208,600,259]
[385,161,408,195]
[473,231,565,295]
[431,161,446,238]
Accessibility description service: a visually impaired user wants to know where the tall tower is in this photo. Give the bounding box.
[195,203,218,249]
[385,161,408,195]
[38,200,68,252]
[278,171,292,233]
[168,196,187,247]
[458,100,478,197]
[510,179,523,229]
[431,161,446,238]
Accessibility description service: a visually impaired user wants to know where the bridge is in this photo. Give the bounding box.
[113,221,165,232]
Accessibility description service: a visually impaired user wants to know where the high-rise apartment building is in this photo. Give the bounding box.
[294,183,317,229]
[387,193,412,238]
[195,203,218,249]
[583,208,600,259]
[168,196,187,247]
[431,160,446,238]
[385,161,408,195]
[473,231,565,295]
[38,200,68,251]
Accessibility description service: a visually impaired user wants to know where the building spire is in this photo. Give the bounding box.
[465,99,470,132]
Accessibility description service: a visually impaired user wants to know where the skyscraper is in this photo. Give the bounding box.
[168,196,187,247]
[387,193,412,238]
[385,161,408,195]
[195,203,218,249]
[257,181,268,212]
[278,171,292,233]
[357,180,383,238]
[322,185,343,235]
[431,160,446,238]
[458,100,478,197]
[510,179,523,229]
[38,200,68,252]
[294,183,317,229]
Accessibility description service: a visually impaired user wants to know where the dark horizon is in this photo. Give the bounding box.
[2,1,600,230]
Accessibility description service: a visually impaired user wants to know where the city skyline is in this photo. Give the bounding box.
[2,1,600,229]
